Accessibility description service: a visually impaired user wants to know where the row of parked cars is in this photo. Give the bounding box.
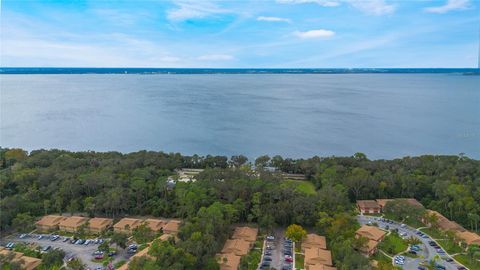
[20,233,105,246]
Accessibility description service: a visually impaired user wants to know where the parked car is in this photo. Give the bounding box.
[19,234,27,239]
[264,256,272,262]
[63,237,69,242]
[285,255,293,262]
[37,235,43,240]
[409,250,417,255]
[266,235,275,241]
[94,253,104,260]
[264,250,272,256]
[84,240,91,245]
[108,251,117,257]
[41,245,51,252]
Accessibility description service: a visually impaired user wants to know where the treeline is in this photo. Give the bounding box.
[1,148,479,269]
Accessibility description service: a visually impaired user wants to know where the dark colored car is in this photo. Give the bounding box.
[264,256,272,261]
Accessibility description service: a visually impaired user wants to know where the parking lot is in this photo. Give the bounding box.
[358,215,468,270]
[2,233,131,270]
[259,228,294,270]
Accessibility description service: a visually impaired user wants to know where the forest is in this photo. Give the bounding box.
[1,148,479,269]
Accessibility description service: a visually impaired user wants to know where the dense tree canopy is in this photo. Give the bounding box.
[1,148,479,269]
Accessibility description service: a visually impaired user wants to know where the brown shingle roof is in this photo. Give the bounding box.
[304,248,332,266]
[376,198,423,209]
[114,218,143,230]
[221,239,251,256]
[356,225,386,241]
[303,234,327,250]
[59,216,89,228]
[35,215,66,226]
[307,264,337,270]
[231,226,258,242]
[88,218,113,230]
[427,210,465,232]
[217,253,241,270]
[455,231,480,246]
[144,218,166,232]
[356,200,380,209]
[19,256,42,270]
[163,219,181,234]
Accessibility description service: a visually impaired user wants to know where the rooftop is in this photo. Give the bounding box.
[304,247,332,266]
[59,216,89,228]
[221,239,251,256]
[217,252,241,270]
[88,217,113,229]
[144,218,166,231]
[35,215,66,226]
[303,234,327,250]
[356,200,380,209]
[231,226,258,242]
[356,225,387,241]
[114,218,143,230]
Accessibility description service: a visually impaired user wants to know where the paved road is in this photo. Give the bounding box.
[358,215,467,270]
[259,228,293,270]
[2,234,130,270]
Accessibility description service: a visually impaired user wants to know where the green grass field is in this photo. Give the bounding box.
[295,253,304,269]
[437,239,463,254]
[419,227,445,239]
[281,180,316,195]
[378,233,408,256]
[453,254,480,270]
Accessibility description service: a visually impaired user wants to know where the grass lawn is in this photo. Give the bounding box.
[453,254,480,270]
[114,260,126,268]
[295,253,304,269]
[437,239,463,254]
[419,227,444,239]
[372,251,392,264]
[281,180,316,195]
[378,233,408,256]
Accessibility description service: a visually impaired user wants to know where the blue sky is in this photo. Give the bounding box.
[1,0,479,67]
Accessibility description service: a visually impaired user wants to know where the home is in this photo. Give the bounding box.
[0,248,42,270]
[231,226,258,244]
[423,210,465,232]
[302,233,327,252]
[87,217,113,234]
[221,239,251,256]
[306,264,337,270]
[455,231,480,246]
[35,215,67,232]
[304,248,333,268]
[163,219,182,235]
[356,200,381,214]
[144,218,166,232]
[355,225,387,256]
[58,216,89,233]
[113,218,143,234]
[216,252,241,270]
[177,168,204,182]
[376,198,423,211]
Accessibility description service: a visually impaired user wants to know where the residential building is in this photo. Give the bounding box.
[0,248,41,270]
[302,233,327,252]
[113,218,143,234]
[35,215,66,232]
[58,216,89,233]
[355,225,387,256]
[221,239,251,256]
[306,264,337,270]
[87,218,113,234]
[177,168,204,182]
[356,200,381,214]
[304,248,333,268]
[144,218,166,232]
[424,210,465,232]
[231,226,258,244]
[163,219,181,235]
[455,231,480,246]
[376,198,423,210]
[217,252,241,270]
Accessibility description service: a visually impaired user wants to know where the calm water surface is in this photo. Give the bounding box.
[1,74,479,159]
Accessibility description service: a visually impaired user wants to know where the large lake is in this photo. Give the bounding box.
[1,74,479,159]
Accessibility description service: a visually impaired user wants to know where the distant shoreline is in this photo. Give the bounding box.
[1,67,479,75]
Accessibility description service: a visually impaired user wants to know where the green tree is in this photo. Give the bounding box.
[12,213,35,232]
[110,232,128,249]
[132,223,155,244]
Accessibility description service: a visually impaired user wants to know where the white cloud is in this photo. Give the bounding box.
[197,54,234,61]
[294,29,335,39]
[347,0,395,15]
[167,0,229,22]
[424,0,470,14]
[276,0,340,7]
[257,16,291,23]
[277,0,395,15]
